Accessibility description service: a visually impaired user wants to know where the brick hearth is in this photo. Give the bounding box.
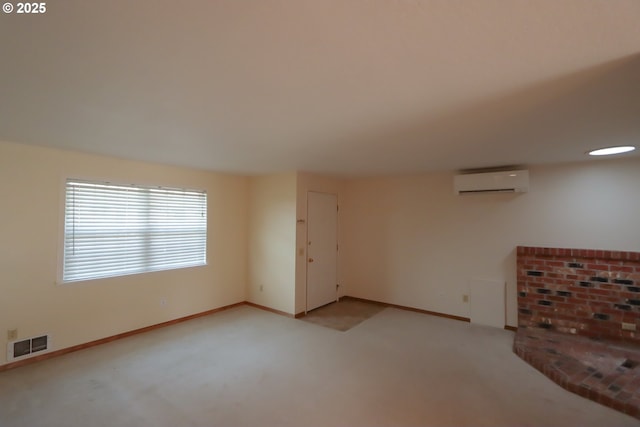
[514,329,640,419]
[515,246,640,420]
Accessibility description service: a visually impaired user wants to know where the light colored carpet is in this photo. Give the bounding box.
[0,305,637,427]
[300,297,385,331]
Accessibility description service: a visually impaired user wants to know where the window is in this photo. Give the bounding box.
[63,179,207,282]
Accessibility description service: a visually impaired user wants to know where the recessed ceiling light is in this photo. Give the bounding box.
[588,146,636,156]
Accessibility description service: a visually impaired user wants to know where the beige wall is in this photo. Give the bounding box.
[294,173,346,314]
[2,138,638,366]
[342,158,640,327]
[247,173,297,314]
[0,141,249,366]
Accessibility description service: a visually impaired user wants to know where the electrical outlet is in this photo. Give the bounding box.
[160,298,167,306]
[463,295,469,303]
[260,285,263,292]
[7,329,18,341]
[622,322,637,331]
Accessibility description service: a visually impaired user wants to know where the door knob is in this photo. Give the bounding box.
[308,258,314,263]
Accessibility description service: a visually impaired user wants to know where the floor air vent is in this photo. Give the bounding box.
[7,334,51,361]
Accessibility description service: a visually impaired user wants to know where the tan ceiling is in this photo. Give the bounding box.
[1,0,639,175]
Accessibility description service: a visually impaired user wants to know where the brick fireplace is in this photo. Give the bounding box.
[517,246,640,341]
[515,246,640,419]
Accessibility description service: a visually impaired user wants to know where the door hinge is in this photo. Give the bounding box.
[336,244,339,251]
[337,205,339,212]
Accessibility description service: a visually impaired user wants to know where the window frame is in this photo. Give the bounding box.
[58,177,208,284]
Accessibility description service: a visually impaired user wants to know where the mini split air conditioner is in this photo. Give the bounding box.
[453,170,529,195]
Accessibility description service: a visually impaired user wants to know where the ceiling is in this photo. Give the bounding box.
[1,0,639,176]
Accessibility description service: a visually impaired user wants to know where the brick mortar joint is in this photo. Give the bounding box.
[518,246,640,262]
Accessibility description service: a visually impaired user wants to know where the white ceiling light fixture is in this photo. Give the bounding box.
[588,146,636,156]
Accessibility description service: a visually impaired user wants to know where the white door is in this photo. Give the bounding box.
[306,192,338,311]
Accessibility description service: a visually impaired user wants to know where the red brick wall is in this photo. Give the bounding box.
[517,246,640,342]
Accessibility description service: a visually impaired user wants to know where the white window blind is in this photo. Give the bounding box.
[63,179,207,282]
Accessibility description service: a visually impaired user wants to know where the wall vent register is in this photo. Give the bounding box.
[7,334,51,361]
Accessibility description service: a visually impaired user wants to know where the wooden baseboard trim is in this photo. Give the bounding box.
[504,325,518,332]
[0,302,244,373]
[0,299,513,372]
[244,301,294,318]
[342,296,471,323]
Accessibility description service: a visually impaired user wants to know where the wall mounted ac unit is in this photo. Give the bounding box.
[454,170,529,195]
